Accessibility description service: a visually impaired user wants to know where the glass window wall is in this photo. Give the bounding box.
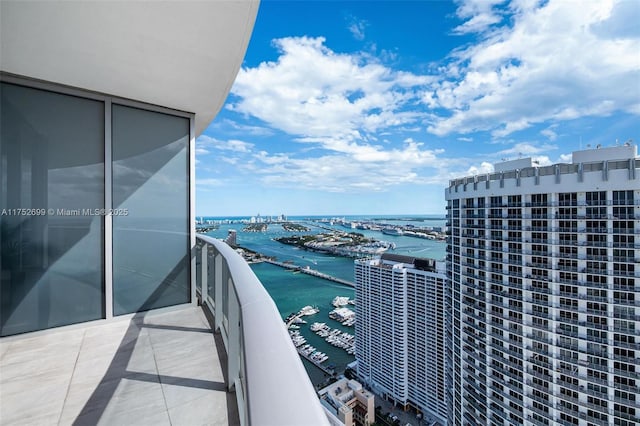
[111,104,190,315]
[0,80,192,335]
[0,83,105,335]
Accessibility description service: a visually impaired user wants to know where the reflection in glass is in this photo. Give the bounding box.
[0,83,104,336]
[112,104,189,315]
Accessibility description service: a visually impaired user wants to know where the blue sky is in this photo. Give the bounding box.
[196,0,640,217]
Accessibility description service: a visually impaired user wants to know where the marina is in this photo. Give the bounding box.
[310,322,355,355]
[298,349,336,376]
[289,330,336,376]
[285,300,357,377]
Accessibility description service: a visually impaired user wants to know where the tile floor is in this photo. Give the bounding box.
[0,307,238,426]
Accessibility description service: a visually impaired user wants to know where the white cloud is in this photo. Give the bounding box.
[219,119,274,137]
[532,155,553,166]
[452,0,507,35]
[558,153,573,163]
[465,161,494,175]
[540,125,558,141]
[426,0,640,137]
[495,142,557,158]
[347,15,368,41]
[222,157,239,165]
[196,178,224,187]
[238,137,453,192]
[226,140,253,153]
[229,36,431,145]
[223,36,457,191]
[196,135,254,153]
[216,2,639,195]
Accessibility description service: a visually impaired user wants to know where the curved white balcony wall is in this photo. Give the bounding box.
[0,0,259,135]
[196,235,330,425]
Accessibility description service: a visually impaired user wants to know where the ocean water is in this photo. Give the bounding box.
[201,215,446,385]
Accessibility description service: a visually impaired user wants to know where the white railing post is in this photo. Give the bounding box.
[227,281,240,392]
[214,253,223,332]
[201,245,208,302]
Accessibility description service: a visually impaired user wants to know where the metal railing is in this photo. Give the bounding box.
[195,235,329,426]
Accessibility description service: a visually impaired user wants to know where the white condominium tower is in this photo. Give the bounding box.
[355,253,448,425]
[445,144,639,426]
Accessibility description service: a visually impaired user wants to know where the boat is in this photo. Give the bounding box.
[382,227,404,236]
[288,330,306,347]
[329,307,355,323]
[310,351,328,363]
[331,296,350,307]
[341,318,355,327]
[300,305,320,316]
[310,322,326,332]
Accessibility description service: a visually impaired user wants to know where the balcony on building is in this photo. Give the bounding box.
[1,2,329,425]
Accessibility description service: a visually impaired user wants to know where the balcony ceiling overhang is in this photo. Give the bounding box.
[0,0,259,136]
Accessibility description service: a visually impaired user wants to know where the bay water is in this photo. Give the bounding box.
[201,215,446,386]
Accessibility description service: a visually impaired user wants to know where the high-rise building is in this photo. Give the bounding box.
[445,145,639,426]
[354,253,448,424]
[226,229,238,247]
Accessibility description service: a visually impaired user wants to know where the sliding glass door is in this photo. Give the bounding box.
[0,79,192,336]
[111,104,190,315]
[0,83,105,336]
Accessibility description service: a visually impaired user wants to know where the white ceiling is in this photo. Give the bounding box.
[0,0,259,136]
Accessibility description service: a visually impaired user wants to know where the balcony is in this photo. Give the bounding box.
[1,307,240,425]
[0,235,328,426]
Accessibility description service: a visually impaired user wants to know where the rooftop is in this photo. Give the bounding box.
[0,307,236,425]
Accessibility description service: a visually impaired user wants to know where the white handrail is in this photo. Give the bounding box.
[196,234,329,426]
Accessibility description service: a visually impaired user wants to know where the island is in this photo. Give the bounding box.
[282,222,310,232]
[242,223,268,232]
[275,231,395,257]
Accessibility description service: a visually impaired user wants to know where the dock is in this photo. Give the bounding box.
[297,348,336,377]
[286,314,302,328]
[264,259,354,287]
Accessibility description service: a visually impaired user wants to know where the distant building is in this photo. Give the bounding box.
[318,378,375,426]
[445,144,639,426]
[225,229,237,247]
[355,254,448,424]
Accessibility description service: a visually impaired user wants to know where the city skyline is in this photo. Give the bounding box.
[196,0,640,216]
